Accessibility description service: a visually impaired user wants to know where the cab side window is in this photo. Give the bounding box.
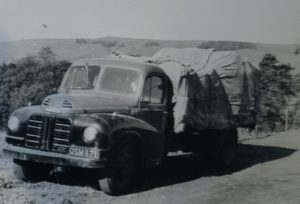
[142,76,164,104]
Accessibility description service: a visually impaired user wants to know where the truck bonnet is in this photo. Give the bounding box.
[41,93,137,114]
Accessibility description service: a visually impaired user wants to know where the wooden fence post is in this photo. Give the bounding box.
[285,106,289,132]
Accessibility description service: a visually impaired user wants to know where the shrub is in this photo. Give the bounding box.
[197,41,256,51]
[0,47,71,126]
[145,40,160,47]
[75,38,89,44]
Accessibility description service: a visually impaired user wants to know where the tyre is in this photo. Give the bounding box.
[218,129,238,167]
[99,138,139,195]
[204,129,238,168]
[13,159,51,182]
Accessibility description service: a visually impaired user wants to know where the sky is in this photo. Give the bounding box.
[0,0,300,44]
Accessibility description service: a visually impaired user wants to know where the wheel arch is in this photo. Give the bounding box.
[109,129,145,164]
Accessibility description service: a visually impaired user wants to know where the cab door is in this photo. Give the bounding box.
[139,75,168,132]
[139,74,173,165]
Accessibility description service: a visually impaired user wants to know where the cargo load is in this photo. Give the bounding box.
[112,48,260,133]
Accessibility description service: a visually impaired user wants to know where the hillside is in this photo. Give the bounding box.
[1,37,300,74]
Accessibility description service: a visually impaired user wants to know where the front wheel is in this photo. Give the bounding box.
[13,159,51,182]
[99,138,139,195]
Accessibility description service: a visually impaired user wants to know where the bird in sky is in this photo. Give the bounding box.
[42,24,48,28]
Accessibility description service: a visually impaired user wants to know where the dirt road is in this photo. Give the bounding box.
[0,130,300,204]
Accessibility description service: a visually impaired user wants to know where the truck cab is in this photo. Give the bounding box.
[3,58,175,195]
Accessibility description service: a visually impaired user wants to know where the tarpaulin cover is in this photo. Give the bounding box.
[111,48,259,133]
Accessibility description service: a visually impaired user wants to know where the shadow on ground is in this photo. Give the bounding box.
[48,143,297,193]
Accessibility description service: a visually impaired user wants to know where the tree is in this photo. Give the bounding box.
[293,72,300,93]
[258,53,294,131]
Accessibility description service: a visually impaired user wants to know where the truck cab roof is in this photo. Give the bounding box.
[71,58,166,77]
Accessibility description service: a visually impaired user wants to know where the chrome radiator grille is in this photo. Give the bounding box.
[25,116,71,153]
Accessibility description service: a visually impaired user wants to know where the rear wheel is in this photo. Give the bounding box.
[13,159,51,182]
[218,129,238,167]
[204,129,238,168]
[99,138,139,195]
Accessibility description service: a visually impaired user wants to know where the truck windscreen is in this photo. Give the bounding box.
[100,67,140,95]
[64,66,101,90]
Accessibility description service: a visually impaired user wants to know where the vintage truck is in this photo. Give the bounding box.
[3,49,258,195]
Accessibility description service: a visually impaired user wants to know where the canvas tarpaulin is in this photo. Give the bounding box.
[111,48,259,133]
[151,48,259,133]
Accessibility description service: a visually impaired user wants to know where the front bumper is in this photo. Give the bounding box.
[3,144,107,169]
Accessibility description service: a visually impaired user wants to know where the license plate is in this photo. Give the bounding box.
[69,146,100,159]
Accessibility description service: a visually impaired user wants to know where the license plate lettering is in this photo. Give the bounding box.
[69,146,100,159]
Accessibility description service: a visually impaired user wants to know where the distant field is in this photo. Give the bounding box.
[1,37,300,74]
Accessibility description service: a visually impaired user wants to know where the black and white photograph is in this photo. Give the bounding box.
[1,0,300,203]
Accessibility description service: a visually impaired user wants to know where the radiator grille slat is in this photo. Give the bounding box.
[25,116,71,153]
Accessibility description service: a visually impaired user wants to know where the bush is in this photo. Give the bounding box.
[145,40,160,47]
[198,41,256,51]
[0,47,71,126]
[90,39,117,48]
[75,38,89,44]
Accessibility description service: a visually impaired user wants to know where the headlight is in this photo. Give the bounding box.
[83,126,98,143]
[8,116,21,132]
